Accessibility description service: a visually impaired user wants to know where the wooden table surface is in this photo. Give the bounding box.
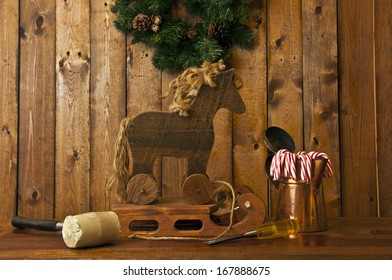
[0,218,391,260]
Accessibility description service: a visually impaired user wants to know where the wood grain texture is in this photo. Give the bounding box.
[161,70,187,198]
[267,0,303,216]
[375,0,392,217]
[90,0,126,211]
[126,42,162,191]
[2,218,392,259]
[302,0,341,217]
[232,0,268,205]
[55,0,91,220]
[267,0,303,145]
[160,1,193,198]
[126,174,158,204]
[18,0,56,219]
[338,0,378,217]
[207,109,233,184]
[0,0,19,226]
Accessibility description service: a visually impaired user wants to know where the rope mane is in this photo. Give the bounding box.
[161,59,226,116]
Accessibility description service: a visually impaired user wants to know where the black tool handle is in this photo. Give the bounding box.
[11,216,63,231]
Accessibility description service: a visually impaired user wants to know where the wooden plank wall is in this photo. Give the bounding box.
[375,0,392,217]
[1,0,19,225]
[1,0,391,226]
[303,0,340,217]
[18,0,56,219]
[90,1,126,211]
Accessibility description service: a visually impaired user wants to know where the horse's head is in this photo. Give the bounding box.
[164,63,246,117]
[214,69,246,114]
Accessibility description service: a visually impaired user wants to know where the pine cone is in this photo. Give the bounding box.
[150,15,162,33]
[185,28,198,39]
[151,24,160,33]
[151,14,162,25]
[132,14,152,31]
[207,20,229,45]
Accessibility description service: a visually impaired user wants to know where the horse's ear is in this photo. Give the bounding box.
[221,68,235,75]
[215,68,235,81]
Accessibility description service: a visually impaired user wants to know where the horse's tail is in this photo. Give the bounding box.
[106,116,133,203]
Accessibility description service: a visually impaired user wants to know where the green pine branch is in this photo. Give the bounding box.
[112,0,255,70]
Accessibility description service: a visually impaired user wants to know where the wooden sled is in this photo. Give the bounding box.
[113,182,266,238]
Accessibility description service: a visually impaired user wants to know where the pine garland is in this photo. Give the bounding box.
[112,0,254,70]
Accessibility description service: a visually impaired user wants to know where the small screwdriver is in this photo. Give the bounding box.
[206,219,299,245]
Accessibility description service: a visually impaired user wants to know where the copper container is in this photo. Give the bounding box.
[274,158,328,232]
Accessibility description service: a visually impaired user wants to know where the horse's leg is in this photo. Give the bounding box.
[131,149,156,176]
[187,151,210,176]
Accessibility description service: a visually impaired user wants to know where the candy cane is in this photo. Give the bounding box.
[271,149,282,180]
[275,149,287,180]
[270,150,333,183]
[270,149,283,180]
[283,152,290,178]
[297,151,312,183]
[308,151,333,177]
[270,149,297,181]
[287,152,297,180]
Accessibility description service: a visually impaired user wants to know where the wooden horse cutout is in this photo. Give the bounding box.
[129,68,244,176]
[108,67,245,205]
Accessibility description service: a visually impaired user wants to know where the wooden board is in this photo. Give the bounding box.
[267,0,303,216]
[302,0,341,217]
[160,0,189,198]
[0,0,19,226]
[90,0,127,211]
[338,0,378,217]
[161,69,187,198]
[18,0,56,219]
[232,0,268,208]
[126,42,162,193]
[2,218,392,259]
[375,0,392,217]
[55,0,91,220]
[207,110,233,184]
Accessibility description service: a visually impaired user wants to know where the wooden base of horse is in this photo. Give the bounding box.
[112,191,266,238]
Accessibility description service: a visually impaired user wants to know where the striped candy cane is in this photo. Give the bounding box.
[270,149,297,181]
[283,151,291,178]
[286,151,297,180]
[297,151,312,183]
[308,151,333,177]
[270,150,333,183]
[270,149,286,180]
